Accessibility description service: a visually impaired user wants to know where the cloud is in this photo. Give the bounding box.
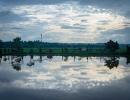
[0,32,20,41]
[61,25,86,30]
[0,10,28,23]
[0,0,67,6]
[99,28,130,44]
[0,1,130,43]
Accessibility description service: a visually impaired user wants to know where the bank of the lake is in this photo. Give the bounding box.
[0,47,128,56]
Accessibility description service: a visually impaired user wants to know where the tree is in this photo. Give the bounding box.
[12,37,23,54]
[105,40,119,53]
[0,40,2,47]
[0,40,2,55]
[126,56,130,65]
[28,41,34,48]
[127,45,130,54]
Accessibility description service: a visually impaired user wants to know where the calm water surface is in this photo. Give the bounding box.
[0,56,130,100]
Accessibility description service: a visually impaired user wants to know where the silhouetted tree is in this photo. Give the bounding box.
[126,45,130,54]
[126,45,130,64]
[0,40,2,46]
[105,40,119,53]
[39,48,42,53]
[48,49,53,53]
[0,40,2,55]
[28,41,34,48]
[78,48,82,52]
[29,49,33,54]
[64,48,68,53]
[12,37,23,54]
[13,37,21,45]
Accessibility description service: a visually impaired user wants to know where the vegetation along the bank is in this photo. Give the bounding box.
[0,37,130,56]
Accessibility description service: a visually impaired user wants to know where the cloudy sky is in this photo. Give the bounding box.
[0,0,130,43]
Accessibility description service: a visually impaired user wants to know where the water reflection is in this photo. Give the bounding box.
[27,59,35,67]
[47,55,53,59]
[0,55,130,92]
[39,56,42,63]
[11,56,22,71]
[63,56,68,61]
[0,55,2,63]
[1,55,130,71]
[104,57,119,69]
[3,56,7,61]
[12,63,21,71]
[127,56,130,65]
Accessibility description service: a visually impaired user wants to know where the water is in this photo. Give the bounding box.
[0,56,130,100]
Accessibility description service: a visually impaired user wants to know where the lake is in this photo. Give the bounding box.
[0,55,130,100]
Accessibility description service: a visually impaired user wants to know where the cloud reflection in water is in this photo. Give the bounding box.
[0,56,130,92]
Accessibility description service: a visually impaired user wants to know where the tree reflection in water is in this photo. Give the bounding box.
[13,64,21,71]
[104,57,119,69]
[3,56,7,61]
[47,55,53,59]
[1,55,130,71]
[27,55,35,67]
[63,56,68,62]
[39,55,42,63]
[126,56,130,65]
[11,56,23,71]
[0,56,2,63]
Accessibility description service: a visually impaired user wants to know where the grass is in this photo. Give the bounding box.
[0,47,127,56]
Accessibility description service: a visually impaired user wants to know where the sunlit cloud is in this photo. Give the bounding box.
[0,1,130,43]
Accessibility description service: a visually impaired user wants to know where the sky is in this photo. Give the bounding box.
[0,0,130,43]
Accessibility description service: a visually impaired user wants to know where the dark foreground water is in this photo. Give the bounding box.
[0,56,130,100]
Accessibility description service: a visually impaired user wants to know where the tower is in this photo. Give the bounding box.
[41,34,42,42]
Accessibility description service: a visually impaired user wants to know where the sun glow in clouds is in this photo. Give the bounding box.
[10,2,130,43]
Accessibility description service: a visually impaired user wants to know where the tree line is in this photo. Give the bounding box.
[0,37,106,48]
[0,37,130,55]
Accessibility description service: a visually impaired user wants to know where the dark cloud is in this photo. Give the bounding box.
[10,27,24,30]
[61,25,86,30]
[1,0,129,7]
[0,27,23,32]
[99,28,130,44]
[0,10,28,23]
[0,0,67,6]
[124,10,130,18]
[1,0,129,19]
[97,20,111,25]
[76,0,130,18]
[116,28,130,43]
[76,0,130,8]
